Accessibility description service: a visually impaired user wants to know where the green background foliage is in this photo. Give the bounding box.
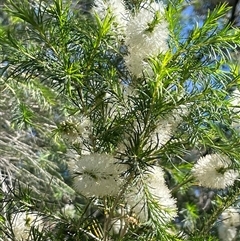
[1,0,240,240]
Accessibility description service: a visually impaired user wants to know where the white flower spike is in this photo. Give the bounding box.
[125,166,177,224]
[124,1,169,77]
[192,153,239,189]
[69,153,128,197]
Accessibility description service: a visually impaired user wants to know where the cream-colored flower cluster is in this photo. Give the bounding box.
[69,153,128,197]
[124,1,169,77]
[93,0,169,77]
[92,0,128,32]
[10,211,44,241]
[59,116,92,152]
[59,116,92,141]
[69,153,177,224]
[192,153,239,189]
[149,105,189,149]
[61,204,76,219]
[218,207,240,241]
[125,166,177,224]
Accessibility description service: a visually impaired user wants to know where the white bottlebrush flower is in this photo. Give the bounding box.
[92,0,128,32]
[61,204,76,219]
[221,207,240,227]
[69,153,128,197]
[60,116,92,144]
[125,166,177,224]
[218,225,237,241]
[151,119,173,148]
[149,105,189,149]
[124,1,169,77]
[192,154,239,189]
[218,207,240,241]
[11,211,43,241]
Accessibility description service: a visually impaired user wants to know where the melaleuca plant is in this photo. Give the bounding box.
[1,0,240,240]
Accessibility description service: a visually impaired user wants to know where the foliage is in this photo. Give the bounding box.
[1,0,240,240]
